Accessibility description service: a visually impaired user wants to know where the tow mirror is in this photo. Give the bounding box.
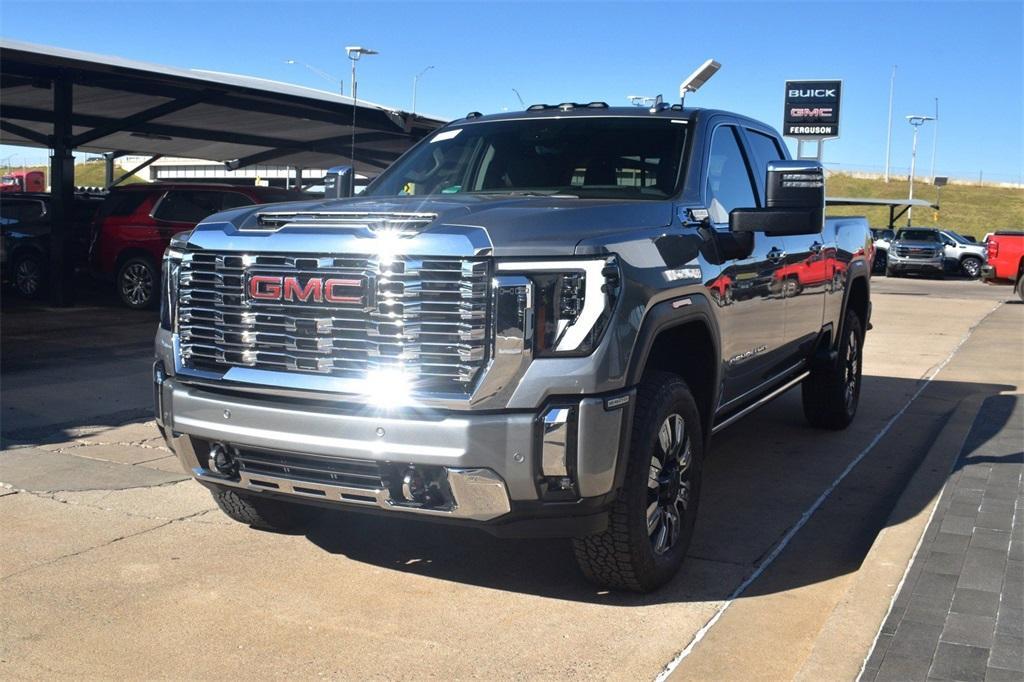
[324,165,355,199]
[730,160,824,236]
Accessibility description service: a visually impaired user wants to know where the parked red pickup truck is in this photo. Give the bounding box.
[981,231,1024,301]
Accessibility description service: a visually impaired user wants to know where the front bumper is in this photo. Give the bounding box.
[155,369,632,535]
[887,253,943,272]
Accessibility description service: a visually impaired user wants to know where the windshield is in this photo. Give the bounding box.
[944,231,970,244]
[897,229,940,242]
[367,117,688,200]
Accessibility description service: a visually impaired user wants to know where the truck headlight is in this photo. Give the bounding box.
[496,258,618,357]
[159,232,189,332]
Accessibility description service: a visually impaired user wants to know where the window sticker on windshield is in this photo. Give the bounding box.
[431,129,462,143]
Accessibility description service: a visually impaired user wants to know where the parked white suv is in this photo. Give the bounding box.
[938,229,986,278]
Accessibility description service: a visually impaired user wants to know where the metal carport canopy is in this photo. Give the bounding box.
[0,39,446,174]
[0,39,447,306]
[826,196,939,229]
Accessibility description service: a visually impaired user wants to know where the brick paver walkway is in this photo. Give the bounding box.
[862,394,1023,682]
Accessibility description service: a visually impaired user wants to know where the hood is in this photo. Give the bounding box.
[210,194,674,257]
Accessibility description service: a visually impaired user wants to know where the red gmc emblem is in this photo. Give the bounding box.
[247,275,364,305]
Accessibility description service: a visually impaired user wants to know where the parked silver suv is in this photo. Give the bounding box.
[886,228,946,278]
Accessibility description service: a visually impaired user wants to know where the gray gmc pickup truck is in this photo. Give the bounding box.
[154,104,872,591]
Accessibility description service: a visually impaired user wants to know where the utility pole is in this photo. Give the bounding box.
[883,65,896,183]
[928,97,939,182]
[905,114,934,225]
[412,65,434,115]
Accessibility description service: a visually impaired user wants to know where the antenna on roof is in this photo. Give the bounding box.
[679,58,721,108]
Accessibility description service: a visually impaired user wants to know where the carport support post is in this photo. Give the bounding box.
[49,76,75,307]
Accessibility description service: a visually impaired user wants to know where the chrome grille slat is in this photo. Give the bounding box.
[178,251,490,392]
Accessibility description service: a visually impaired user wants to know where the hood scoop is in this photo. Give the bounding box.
[253,210,438,237]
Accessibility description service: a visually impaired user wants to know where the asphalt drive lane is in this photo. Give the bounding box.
[0,279,1014,679]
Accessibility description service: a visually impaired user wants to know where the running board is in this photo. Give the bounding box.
[711,371,810,435]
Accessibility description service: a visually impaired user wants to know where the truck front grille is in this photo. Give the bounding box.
[177,251,490,393]
[895,247,939,259]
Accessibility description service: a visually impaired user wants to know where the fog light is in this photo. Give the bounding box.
[208,442,237,477]
[401,466,427,503]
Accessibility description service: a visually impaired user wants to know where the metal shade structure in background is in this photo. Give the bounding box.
[0,39,447,305]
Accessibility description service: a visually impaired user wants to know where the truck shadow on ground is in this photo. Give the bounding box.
[305,375,1016,606]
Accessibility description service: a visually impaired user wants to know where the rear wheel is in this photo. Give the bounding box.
[11,251,46,298]
[802,309,864,430]
[960,256,982,279]
[1017,273,1024,303]
[117,256,157,309]
[572,372,703,592]
[210,486,321,532]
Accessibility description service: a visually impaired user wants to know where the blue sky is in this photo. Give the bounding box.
[1,0,1021,182]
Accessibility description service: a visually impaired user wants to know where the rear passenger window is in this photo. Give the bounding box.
[153,191,237,223]
[706,126,757,224]
[98,190,149,219]
[220,192,255,210]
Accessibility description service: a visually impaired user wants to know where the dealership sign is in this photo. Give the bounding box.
[784,80,842,139]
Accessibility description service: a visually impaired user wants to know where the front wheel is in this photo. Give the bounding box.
[117,256,157,309]
[11,251,47,298]
[211,486,321,532]
[960,256,982,279]
[802,309,864,430]
[873,250,887,273]
[572,372,704,592]
[885,263,898,278]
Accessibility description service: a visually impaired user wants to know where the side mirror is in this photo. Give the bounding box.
[729,160,824,236]
[323,165,355,199]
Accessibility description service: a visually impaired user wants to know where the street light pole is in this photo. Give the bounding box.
[412,65,434,115]
[345,46,379,174]
[929,97,939,182]
[883,65,896,183]
[284,59,343,94]
[905,114,934,225]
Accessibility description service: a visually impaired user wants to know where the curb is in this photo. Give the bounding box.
[794,391,987,682]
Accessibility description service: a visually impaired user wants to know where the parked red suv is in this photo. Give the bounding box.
[91,183,300,308]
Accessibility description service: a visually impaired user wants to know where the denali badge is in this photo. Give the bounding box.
[247,274,365,305]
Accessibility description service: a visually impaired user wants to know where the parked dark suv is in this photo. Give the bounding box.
[91,183,299,309]
[1,192,104,298]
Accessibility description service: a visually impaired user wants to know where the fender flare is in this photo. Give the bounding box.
[836,261,871,350]
[624,294,723,442]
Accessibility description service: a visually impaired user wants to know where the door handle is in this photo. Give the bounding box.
[809,241,823,254]
[766,247,787,263]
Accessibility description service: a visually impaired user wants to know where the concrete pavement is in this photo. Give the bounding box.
[2,278,1019,679]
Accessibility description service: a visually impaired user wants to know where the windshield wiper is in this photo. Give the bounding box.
[472,190,579,198]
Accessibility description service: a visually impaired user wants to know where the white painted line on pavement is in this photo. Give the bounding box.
[654,301,1002,682]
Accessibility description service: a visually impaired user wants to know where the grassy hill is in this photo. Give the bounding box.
[825,173,1023,239]
[2,160,147,188]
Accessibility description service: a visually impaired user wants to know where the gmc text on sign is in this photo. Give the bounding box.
[783,80,842,139]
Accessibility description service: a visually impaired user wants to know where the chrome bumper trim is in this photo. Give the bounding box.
[189,460,511,522]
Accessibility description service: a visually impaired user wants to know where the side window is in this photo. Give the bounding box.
[0,199,46,226]
[706,126,757,224]
[153,191,229,223]
[745,129,786,175]
[220,192,255,211]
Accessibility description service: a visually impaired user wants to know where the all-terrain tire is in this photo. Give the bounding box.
[802,309,864,430]
[572,372,704,592]
[211,486,320,532]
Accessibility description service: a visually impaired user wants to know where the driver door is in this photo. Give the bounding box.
[705,124,789,407]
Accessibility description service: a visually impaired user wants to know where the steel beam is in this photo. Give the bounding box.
[70,92,213,147]
[0,119,50,146]
[48,75,75,307]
